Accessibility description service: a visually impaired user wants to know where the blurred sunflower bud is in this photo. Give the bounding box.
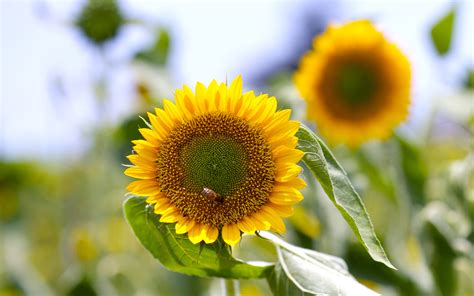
[289,206,320,239]
[72,228,98,262]
[75,0,124,45]
[135,82,153,107]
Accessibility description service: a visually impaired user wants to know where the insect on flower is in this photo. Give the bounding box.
[201,187,224,205]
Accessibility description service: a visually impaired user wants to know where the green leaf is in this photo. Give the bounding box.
[261,232,379,296]
[430,7,456,56]
[123,196,273,279]
[296,124,395,269]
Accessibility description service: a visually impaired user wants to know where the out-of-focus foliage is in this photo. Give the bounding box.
[465,69,474,89]
[135,29,171,67]
[430,6,456,56]
[112,114,146,162]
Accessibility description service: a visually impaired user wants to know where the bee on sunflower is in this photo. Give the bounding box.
[124,76,305,246]
[294,20,411,147]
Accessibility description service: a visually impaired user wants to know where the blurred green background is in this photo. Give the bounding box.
[0,0,472,295]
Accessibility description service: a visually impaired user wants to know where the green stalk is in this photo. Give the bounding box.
[222,279,239,296]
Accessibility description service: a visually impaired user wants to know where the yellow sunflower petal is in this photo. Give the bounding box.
[237,217,256,234]
[124,167,155,179]
[217,82,229,112]
[229,75,243,102]
[163,99,184,123]
[269,186,304,205]
[236,91,255,117]
[188,224,205,244]
[260,206,286,234]
[245,94,268,121]
[146,112,168,140]
[254,96,278,125]
[276,177,307,190]
[250,212,271,231]
[275,163,303,182]
[269,135,298,149]
[127,154,156,170]
[262,109,291,132]
[175,217,196,234]
[154,108,175,132]
[268,203,294,217]
[139,128,161,147]
[182,85,199,114]
[132,139,156,149]
[127,180,160,196]
[204,226,219,243]
[273,146,305,164]
[146,194,167,205]
[132,145,157,159]
[160,207,182,223]
[175,90,194,120]
[154,200,172,214]
[222,224,241,245]
[195,82,209,113]
[267,121,300,144]
[206,80,219,111]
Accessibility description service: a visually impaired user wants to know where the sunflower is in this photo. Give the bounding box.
[294,20,411,146]
[124,76,305,245]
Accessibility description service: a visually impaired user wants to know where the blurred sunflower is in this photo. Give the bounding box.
[76,0,124,45]
[295,20,411,146]
[125,76,305,245]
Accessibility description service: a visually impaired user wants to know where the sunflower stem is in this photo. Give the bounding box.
[222,279,239,296]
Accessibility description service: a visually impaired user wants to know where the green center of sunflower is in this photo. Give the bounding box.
[335,63,377,105]
[180,136,247,196]
[156,112,275,227]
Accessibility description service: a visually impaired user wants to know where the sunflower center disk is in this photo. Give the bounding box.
[335,63,377,105]
[156,112,276,227]
[180,136,247,196]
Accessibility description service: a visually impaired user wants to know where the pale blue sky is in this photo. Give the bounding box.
[1,0,472,160]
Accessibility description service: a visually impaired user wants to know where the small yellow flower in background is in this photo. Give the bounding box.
[295,20,411,146]
[125,76,306,245]
[72,228,97,262]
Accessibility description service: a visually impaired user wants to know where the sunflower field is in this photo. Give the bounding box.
[1,1,473,296]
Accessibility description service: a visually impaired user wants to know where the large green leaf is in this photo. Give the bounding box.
[261,232,379,296]
[430,7,456,56]
[296,124,395,269]
[123,196,273,279]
